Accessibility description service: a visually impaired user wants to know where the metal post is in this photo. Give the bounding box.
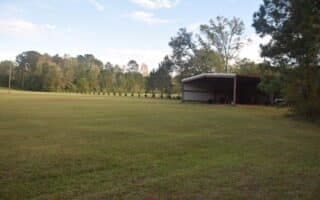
[181,82,184,102]
[233,76,237,105]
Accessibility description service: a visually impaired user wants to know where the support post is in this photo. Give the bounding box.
[181,82,184,102]
[233,75,237,105]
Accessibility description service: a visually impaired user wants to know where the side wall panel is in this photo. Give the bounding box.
[182,83,213,102]
[183,91,213,102]
[183,83,207,91]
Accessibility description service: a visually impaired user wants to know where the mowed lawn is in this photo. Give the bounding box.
[0,90,319,199]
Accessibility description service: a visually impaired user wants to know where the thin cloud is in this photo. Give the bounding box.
[131,0,180,9]
[88,0,105,12]
[45,24,57,30]
[128,11,171,25]
[0,18,57,35]
[0,18,38,34]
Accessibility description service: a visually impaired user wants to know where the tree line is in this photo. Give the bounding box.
[1,0,320,118]
[1,52,142,94]
[0,16,255,97]
[0,52,186,97]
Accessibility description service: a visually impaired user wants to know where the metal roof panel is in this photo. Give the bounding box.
[182,73,236,83]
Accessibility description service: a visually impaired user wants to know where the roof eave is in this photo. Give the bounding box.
[182,73,236,83]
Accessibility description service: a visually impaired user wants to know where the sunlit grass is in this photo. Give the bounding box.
[0,89,319,199]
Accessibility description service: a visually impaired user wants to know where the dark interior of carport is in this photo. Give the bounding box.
[185,75,266,104]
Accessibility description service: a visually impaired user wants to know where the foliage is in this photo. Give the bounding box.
[232,58,261,76]
[168,17,245,78]
[0,51,147,94]
[258,75,282,104]
[145,69,157,93]
[192,49,224,73]
[36,56,62,91]
[169,28,196,79]
[155,56,174,94]
[253,0,320,118]
[200,16,245,72]
[284,67,320,117]
[0,61,15,87]
[145,56,174,95]
[127,60,139,73]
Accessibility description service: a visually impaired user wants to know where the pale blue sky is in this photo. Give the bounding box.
[0,0,264,68]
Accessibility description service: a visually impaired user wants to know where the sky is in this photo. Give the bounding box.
[0,0,266,69]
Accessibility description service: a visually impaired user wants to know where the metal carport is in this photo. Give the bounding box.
[181,73,268,104]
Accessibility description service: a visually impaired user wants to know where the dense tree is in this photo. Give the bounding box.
[146,69,157,94]
[105,62,113,70]
[115,72,127,94]
[257,63,283,104]
[169,28,196,79]
[156,56,174,95]
[126,72,144,94]
[253,0,320,118]
[200,16,245,72]
[76,78,90,93]
[127,60,139,73]
[169,18,245,78]
[144,56,174,97]
[191,49,224,73]
[0,61,15,87]
[100,63,115,92]
[61,56,77,91]
[0,51,150,95]
[87,65,100,92]
[16,51,41,89]
[35,56,62,91]
[233,58,261,76]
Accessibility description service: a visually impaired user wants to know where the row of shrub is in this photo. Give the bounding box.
[59,90,182,100]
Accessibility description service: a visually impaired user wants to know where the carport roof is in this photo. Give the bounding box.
[182,73,236,83]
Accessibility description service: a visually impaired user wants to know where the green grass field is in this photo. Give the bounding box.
[0,89,319,199]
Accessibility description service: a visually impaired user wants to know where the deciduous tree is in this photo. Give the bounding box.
[169,28,196,79]
[200,16,245,72]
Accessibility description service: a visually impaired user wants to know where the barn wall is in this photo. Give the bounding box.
[183,83,206,91]
[182,83,213,102]
[183,91,214,102]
